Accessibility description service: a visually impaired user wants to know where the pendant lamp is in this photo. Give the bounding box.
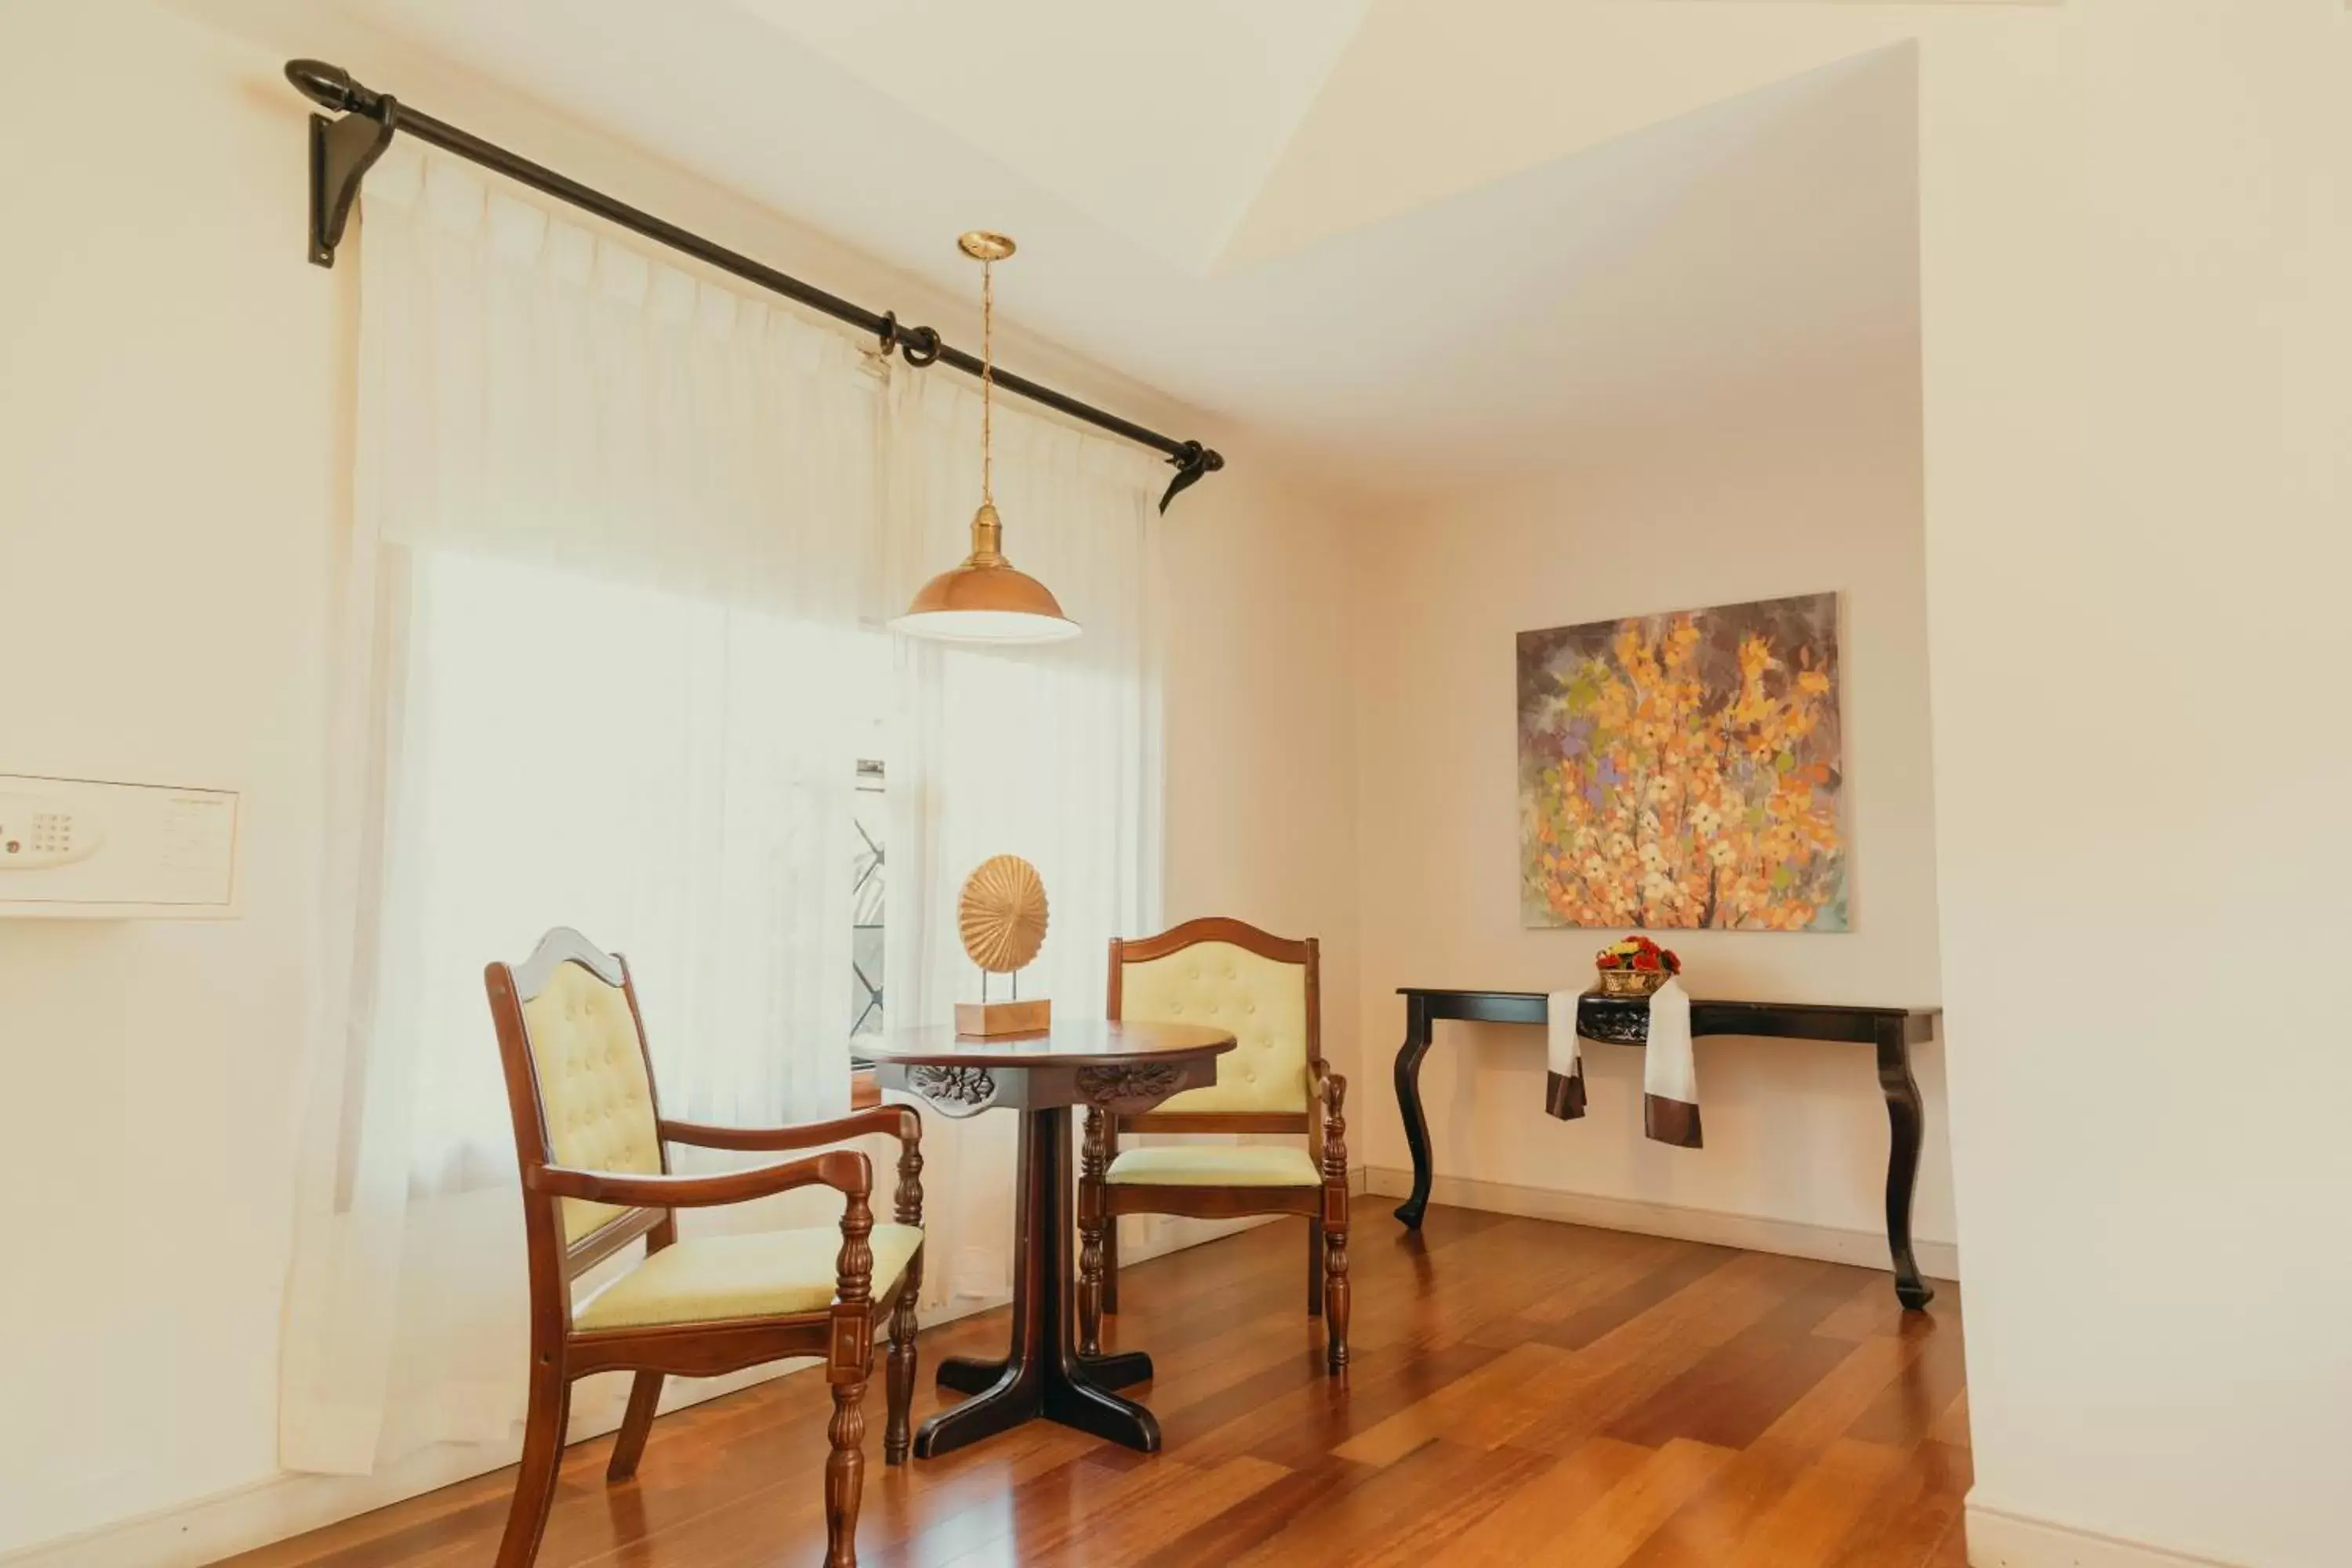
[888,232,1080,644]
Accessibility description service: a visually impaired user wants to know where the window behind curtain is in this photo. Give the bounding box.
[380,548,887,1196]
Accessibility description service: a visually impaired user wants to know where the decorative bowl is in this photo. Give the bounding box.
[1595,967,1671,998]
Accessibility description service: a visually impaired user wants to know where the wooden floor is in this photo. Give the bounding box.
[224,1206,1969,1567]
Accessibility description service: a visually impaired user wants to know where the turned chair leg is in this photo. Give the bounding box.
[824,1377,869,1568]
[1307,1218,1324,1317]
[884,1275,920,1466]
[1319,1072,1352,1374]
[1323,1218,1351,1374]
[606,1371,663,1483]
[1078,1196,1109,1358]
[495,1358,572,1568]
[1079,1108,1112,1351]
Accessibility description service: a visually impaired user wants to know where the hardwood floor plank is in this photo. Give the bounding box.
[1183,1340,1503,1471]
[1843,1309,1969,1450]
[1306,1443,1566,1568]
[1820,1438,1971,1568]
[1421,1436,1655,1568]
[1541,1241,1744,1352]
[929,1454,1291,1568]
[1611,1334,1934,1568]
[1225,1439,1554,1568]
[217,1206,1969,1568]
[1495,1251,1842,1459]
[1737,1436,1911,1563]
[1329,1340,1577,1465]
[1480,1437,1735,1568]
[1604,1263,1867,1450]
[1127,1455,1385,1568]
[1932,1388,1971,1450]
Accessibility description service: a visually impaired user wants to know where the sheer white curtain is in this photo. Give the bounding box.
[282,146,876,1473]
[878,372,1166,1309]
[280,141,1170,1480]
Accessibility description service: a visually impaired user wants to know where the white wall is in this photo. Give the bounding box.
[1915,4,2352,1565]
[1348,337,1952,1263]
[0,0,1359,1555]
[0,2,339,1549]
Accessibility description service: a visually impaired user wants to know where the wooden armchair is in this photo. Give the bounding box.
[1077,917,1349,1373]
[484,927,924,1568]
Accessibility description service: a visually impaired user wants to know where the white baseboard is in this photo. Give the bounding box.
[0,1189,1370,1568]
[1965,1503,2246,1567]
[1363,1166,1960,1280]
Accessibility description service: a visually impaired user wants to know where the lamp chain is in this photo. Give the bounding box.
[981,256,994,508]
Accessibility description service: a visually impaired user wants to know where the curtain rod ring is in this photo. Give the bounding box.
[901,325,942,368]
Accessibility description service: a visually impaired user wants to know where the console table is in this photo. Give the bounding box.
[1392,989,1940,1310]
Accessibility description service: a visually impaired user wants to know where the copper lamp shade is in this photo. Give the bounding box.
[890,503,1080,644]
[891,231,1082,646]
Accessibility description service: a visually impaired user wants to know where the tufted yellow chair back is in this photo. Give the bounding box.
[517,959,664,1243]
[1116,929,1315,1114]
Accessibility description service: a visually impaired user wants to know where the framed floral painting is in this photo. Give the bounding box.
[1517,590,1847,931]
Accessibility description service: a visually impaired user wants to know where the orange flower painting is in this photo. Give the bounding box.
[1518,592,1847,932]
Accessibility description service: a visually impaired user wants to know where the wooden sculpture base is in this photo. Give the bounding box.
[955,998,1051,1038]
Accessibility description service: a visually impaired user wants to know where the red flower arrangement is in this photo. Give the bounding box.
[1595,934,1681,975]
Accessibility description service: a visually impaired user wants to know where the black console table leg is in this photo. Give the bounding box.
[1392,996,1435,1227]
[1875,1020,1935,1312]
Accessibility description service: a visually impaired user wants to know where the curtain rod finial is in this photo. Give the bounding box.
[1158,442,1224,513]
[286,60,379,115]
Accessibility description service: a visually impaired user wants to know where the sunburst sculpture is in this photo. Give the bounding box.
[959,855,1047,971]
[954,855,1051,1036]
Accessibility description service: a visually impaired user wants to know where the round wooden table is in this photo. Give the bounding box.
[859,1018,1234,1457]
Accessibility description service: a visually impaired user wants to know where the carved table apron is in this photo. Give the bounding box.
[862,1020,1236,1456]
[1390,989,1941,1311]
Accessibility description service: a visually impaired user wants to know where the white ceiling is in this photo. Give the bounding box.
[212,0,1954,495]
[722,0,1374,275]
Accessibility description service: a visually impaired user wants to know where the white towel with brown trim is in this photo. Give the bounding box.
[1544,980,1703,1148]
[1641,978,1701,1148]
[1544,989,1588,1120]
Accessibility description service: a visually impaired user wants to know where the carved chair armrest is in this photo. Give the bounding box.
[528,1148,871,1210]
[660,1105,919,1154]
[660,1106,924,1227]
[1308,1064,1348,1184]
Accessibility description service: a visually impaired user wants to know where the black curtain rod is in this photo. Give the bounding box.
[285,60,1225,512]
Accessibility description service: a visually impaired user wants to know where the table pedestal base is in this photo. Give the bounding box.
[935,1349,1152,1396]
[913,1106,1163,1457]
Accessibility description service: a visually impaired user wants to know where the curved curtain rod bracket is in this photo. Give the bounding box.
[281,57,1225,506]
[304,88,395,268]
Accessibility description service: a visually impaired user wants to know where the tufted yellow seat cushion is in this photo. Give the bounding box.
[574,1223,924,1331]
[1105,1145,1322,1188]
[1121,942,1309,1113]
[521,962,664,1243]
